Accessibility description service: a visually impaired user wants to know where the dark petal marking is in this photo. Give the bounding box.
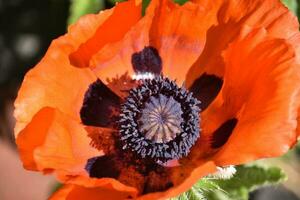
[143,171,174,194]
[211,118,238,149]
[85,155,120,178]
[131,46,162,75]
[85,152,174,194]
[80,79,121,127]
[189,73,223,111]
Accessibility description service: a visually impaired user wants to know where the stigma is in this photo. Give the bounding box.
[139,94,183,143]
[119,76,200,163]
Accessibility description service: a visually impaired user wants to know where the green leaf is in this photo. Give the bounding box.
[50,182,63,195]
[215,165,287,192]
[206,190,231,200]
[142,0,151,16]
[108,0,126,4]
[170,178,227,200]
[172,165,286,200]
[173,0,189,5]
[281,0,298,14]
[295,140,300,155]
[68,0,104,25]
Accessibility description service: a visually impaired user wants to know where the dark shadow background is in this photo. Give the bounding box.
[0,0,69,143]
[0,0,117,143]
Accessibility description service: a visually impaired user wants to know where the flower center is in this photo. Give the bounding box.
[119,76,200,163]
[139,94,183,143]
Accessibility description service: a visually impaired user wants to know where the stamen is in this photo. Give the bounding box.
[132,72,155,80]
[119,76,201,163]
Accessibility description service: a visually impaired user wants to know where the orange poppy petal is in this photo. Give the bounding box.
[298,107,300,138]
[51,126,140,195]
[292,36,300,139]
[89,0,159,84]
[69,0,142,68]
[56,175,139,197]
[203,27,300,165]
[14,62,96,137]
[16,107,100,175]
[49,184,135,200]
[50,162,216,200]
[149,1,217,85]
[186,0,299,88]
[49,184,74,200]
[137,161,216,200]
[14,8,123,136]
[90,0,216,86]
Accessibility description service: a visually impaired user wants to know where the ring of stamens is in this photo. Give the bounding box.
[119,76,201,163]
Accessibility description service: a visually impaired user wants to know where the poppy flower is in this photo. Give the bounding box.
[14,0,300,199]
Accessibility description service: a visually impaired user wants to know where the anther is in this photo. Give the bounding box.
[119,76,201,162]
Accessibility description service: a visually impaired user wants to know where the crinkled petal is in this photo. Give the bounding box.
[16,107,100,175]
[186,0,299,88]
[90,0,215,85]
[149,0,216,84]
[137,161,216,200]
[203,27,300,165]
[69,0,142,68]
[50,162,216,200]
[13,7,122,136]
[49,184,135,200]
[89,0,158,83]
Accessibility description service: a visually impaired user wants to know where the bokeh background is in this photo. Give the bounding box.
[0,0,299,199]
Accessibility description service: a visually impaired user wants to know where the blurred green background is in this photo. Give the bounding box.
[0,0,299,199]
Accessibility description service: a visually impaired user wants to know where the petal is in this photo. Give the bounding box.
[56,176,138,197]
[14,60,96,137]
[49,184,135,200]
[135,161,216,200]
[69,0,142,68]
[61,132,216,199]
[89,0,158,83]
[50,162,216,200]
[14,8,122,136]
[16,107,100,175]
[131,46,162,75]
[204,27,300,165]
[50,184,74,200]
[149,1,217,84]
[91,0,215,85]
[80,79,121,127]
[186,0,299,89]
[291,36,300,139]
[189,73,223,111]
